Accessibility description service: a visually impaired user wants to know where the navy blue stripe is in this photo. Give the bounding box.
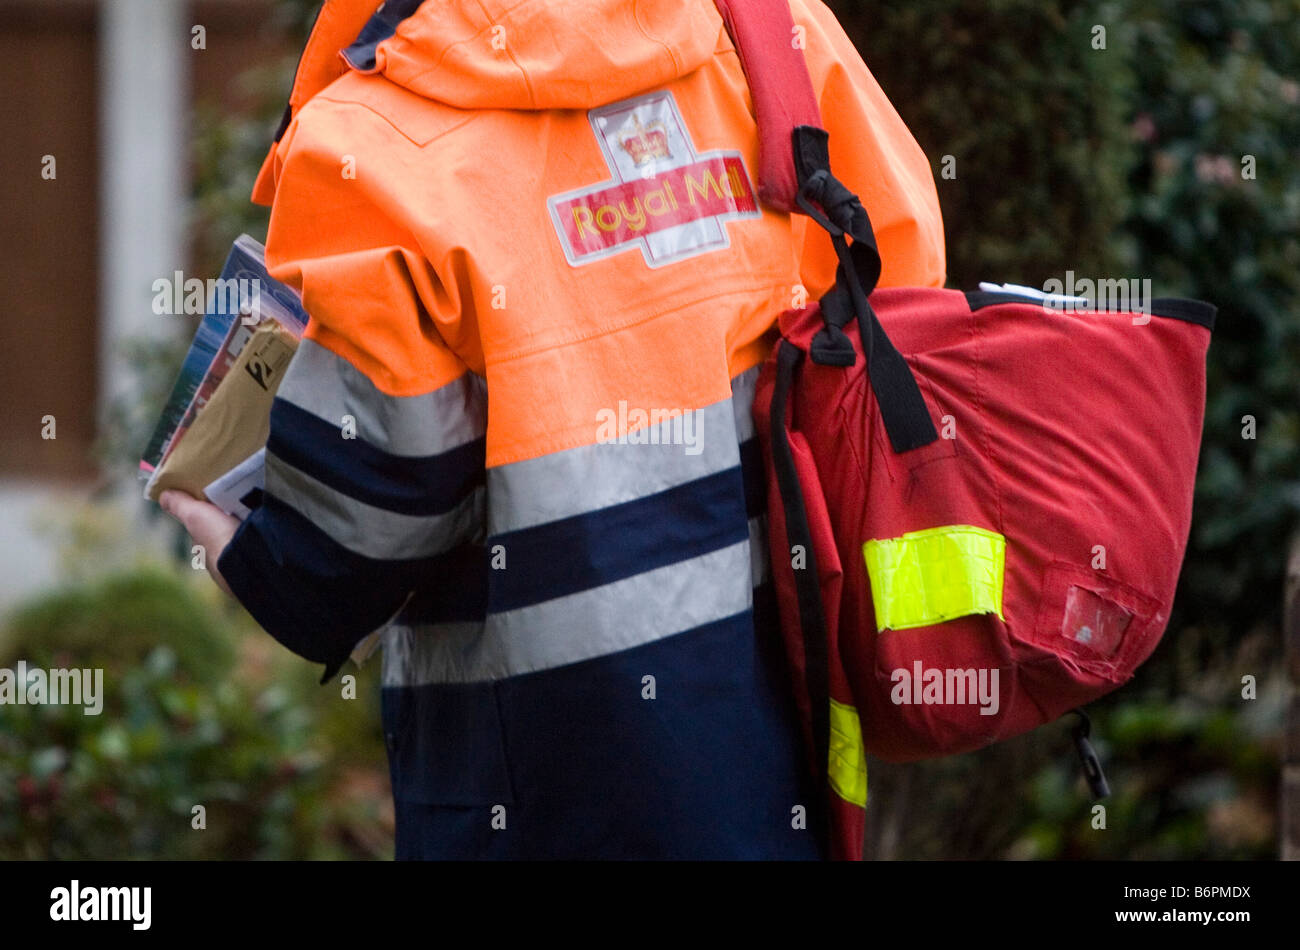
[485,466,749,612]
[752,579,779,631]
[268,398,484,517]
[739,436,767,518]
[252,492,476,580]
[219,494,486,662]
[219,496,413,668]
[385,607,822,859]
[396,548,490,625]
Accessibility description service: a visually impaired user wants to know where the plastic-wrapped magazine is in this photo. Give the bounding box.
[139,234,308,516]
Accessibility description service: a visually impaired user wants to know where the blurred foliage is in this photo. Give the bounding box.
[31,0,393,861]
[98,0,321,483]
[34,0,1295,860]
[188,0,323,276]
[839,0,1140,287]
[0,564,391,860]
[1123,0,1300,630]
[834,0,1297,858]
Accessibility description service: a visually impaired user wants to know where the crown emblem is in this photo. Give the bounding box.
[619,114,671,165]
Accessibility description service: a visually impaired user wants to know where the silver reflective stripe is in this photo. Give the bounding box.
[381,622,495,686]
[733,368,767,587]
[381,366,768,686]
[266,452,484,560]
[381,540,754,686]
[731,364,760,444]
[488,390,741,535]
[277,339,487,457]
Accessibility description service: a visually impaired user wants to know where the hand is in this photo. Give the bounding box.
[159,491,240,595]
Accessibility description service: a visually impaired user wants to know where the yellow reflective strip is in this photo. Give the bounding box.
[862,524,1006,632]
[827,698,867,807]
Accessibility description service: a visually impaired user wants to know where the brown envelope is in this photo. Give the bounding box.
[147,321,297,503]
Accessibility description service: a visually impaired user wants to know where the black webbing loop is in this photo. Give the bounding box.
[833,235,878,369]
[791,126,937,454]
[797,169,862,237]
[769,340,832,850]
[1069,709,1111,799]
[808,321,856,366]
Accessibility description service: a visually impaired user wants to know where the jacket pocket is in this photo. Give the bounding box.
[381,679,514,806]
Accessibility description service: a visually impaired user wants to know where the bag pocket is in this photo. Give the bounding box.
[1022,560,1164,684]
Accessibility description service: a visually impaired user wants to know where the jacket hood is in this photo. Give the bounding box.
[369,0,726,111]
[253,0,727,203]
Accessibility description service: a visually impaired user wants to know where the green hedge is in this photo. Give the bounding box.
[0,569,391,860]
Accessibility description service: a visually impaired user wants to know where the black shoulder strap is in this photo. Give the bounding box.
[713,0,937,453]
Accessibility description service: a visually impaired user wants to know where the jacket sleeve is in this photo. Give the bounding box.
[216,101,486,680]
[792,0,947,297]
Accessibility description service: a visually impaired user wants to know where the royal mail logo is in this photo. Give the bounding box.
[620,115,671,165]
[548,90,761,268]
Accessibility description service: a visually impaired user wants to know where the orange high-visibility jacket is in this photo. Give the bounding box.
[218,0,945,858]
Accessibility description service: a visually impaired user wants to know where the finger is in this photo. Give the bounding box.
[159,490,209,531]
[159,491,238,595]
[159,490,236,544]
